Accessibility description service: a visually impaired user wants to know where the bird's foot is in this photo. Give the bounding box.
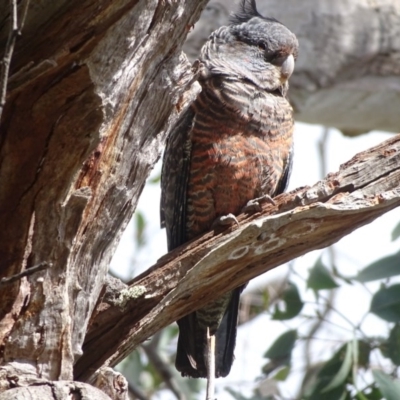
[241,195,276,213]
[211,213,239,228]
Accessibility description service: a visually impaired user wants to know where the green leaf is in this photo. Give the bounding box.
[272,365,291,381]
[307,258,339,291]
[370,284,400,322]
[322,341,353,393]
[262,289,270,309]
[264,329,297,360]
[379,324,400,366]
[226,388,267,400]
[272,282,304,320]
[372,370,400,400]
[247,288,269,320]
[357,340,371,369]
[135,211,146,247]
[303,344,351,400]
[392,222,400,241]
[149,173,161,184]
[363,386,383,400]
[355,250,400,282]
[306,384,347,400]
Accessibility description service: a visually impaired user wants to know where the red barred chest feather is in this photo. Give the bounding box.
[183,66,294,239]
[185,130,292,238]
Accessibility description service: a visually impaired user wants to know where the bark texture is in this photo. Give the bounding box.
[185,0,400,134]
[0,0,206,397]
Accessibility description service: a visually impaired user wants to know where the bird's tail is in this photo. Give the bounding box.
[175,286,243,378]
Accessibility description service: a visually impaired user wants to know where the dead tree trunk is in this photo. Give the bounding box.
[0,0,399,399]
[0,0,207,398]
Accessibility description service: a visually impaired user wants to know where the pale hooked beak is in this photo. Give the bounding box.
[281,54,295,80]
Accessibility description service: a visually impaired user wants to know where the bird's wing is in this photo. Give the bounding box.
[160,108,195,251]
[274,140,293,195]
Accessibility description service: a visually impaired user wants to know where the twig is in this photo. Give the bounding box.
[0,262,51,285]
[0,0,31,122]
[318,127,330,178]
[205,329,216,400]
[141,332,183,400]
[127,382,149,400]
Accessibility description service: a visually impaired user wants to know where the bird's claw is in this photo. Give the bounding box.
[241,195,276,213]
[211,213,239,228]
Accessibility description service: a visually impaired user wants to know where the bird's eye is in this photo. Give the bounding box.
[259,46,282,64]
[258,44,291,67]
[257,43,267,52]
[270,54,287,66]
[264,50,289,67]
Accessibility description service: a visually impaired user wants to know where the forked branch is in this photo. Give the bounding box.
[76,134,400,381]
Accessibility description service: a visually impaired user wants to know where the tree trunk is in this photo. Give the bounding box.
[0,0,206,398]
[0,0,399,398]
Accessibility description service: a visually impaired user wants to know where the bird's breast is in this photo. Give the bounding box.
[184,81,293,239]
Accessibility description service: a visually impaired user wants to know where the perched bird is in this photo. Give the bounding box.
[160,0,298,380]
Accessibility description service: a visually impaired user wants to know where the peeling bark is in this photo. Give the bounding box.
[0,0,207,397]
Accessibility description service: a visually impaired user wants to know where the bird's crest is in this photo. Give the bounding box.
[230,0,277,25]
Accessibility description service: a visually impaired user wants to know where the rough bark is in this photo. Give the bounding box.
[92,368,128,400]
[0,0,400,398]
[75,134,400,382]
[0,362,117,399]
[185,0,400,134]
[0,0,206,397]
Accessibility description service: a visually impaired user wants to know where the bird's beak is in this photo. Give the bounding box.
[280,54,295,81]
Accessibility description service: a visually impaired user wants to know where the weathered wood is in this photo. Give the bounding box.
[0,0,207,393]
[76,134,400,381]
[92,367,128,400]
[0,363,112,400]
[1,0,400,397]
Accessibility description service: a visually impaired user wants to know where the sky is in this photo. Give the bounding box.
[110,123,400,399]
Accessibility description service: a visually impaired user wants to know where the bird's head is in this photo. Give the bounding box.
[200,0,298,96]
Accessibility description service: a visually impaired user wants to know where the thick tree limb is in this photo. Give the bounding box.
[75,134,400,381]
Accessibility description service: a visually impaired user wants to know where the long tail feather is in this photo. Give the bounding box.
[175,286,243,378]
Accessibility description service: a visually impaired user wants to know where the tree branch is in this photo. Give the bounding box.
[75,134,400,381]
[0,261,51,286]
[141,333,183,400]
[0,0,18,122]
[0,0,30,121]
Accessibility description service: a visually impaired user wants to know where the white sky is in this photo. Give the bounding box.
[111,123,400,399]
